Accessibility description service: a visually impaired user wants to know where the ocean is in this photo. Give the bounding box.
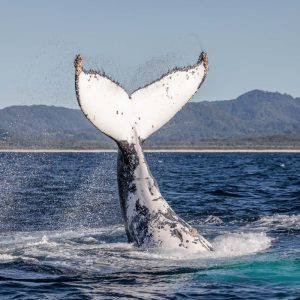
[0,152,299,299]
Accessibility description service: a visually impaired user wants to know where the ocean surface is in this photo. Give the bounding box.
[0,152,299,299]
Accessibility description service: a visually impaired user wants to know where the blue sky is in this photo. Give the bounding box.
[1,0,299,108]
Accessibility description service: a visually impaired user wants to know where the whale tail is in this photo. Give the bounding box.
[74,53,208,143]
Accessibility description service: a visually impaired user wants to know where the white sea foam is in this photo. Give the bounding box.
[0,223,273,270]
[27,234,57,248]
[81,236,98,242]
[0,254,15,261]
[204,215,223,225]
[211,232,272,258]
[0,253,38,263]
[41,235,49,244]
[128,231,272,261]
[253,214,300,230]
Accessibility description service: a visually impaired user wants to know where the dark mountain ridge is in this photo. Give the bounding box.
[1,90,300,149]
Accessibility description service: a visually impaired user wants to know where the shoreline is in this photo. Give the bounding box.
[0,149,300,153]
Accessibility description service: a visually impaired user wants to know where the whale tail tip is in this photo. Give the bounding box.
[74,54,83,75]
[75,53,208,143]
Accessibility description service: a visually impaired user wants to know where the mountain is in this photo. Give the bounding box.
[151,90,300,143]
[0,105,112,149]
[1,90,300,149]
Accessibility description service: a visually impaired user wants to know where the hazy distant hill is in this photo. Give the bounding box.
[1,90,300,149]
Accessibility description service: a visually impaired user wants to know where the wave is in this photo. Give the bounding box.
[253,214,300,230]
[0,254,15,261]
[210,189,242,197]
[203,215,223,225]
[193,213,300,231]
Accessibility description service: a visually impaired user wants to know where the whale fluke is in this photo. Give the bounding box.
[74,53,213,252]
[74,53,208,142]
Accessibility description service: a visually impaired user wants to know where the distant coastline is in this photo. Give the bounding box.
[1,90,300,151]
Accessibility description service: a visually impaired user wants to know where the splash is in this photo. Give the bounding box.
[211,232,272,258]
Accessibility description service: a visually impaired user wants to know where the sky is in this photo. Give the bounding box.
[0,0,299,109]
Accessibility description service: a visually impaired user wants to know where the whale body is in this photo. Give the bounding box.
[74,53,213,252]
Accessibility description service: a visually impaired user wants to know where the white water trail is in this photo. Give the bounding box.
[4,214,298,267]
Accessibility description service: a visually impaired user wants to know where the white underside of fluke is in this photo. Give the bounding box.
[75,58,206,142]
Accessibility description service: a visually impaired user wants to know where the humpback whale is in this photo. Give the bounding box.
[74,53,213,252]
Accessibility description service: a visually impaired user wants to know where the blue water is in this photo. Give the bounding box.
[0,152,299,299]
